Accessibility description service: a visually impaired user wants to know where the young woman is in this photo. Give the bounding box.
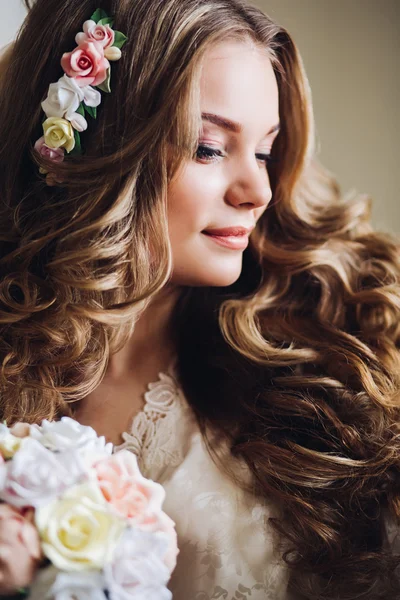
[0,0,399,598]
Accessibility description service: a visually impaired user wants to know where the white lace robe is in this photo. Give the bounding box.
[115,369,292,600]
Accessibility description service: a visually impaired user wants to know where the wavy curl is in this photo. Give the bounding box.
[1,1,400,598]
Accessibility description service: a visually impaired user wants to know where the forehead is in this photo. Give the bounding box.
[198,40,279,135]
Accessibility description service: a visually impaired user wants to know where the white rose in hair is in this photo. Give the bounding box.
[104,528,173,600]
[0,438,87,507]
[41,75,101,120]
[30,416,112,457]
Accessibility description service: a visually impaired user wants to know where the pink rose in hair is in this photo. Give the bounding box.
[34,137,65,163]
[0,505,41,595]
[76,19,115,49]
[61,40,110,87]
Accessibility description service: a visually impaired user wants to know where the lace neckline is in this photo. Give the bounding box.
[113,360,190,478]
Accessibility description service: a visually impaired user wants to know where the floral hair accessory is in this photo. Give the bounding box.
[34,9,127,185]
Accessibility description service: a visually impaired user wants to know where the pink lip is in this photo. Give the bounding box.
[202,226,253,236]
[202,231,250,250]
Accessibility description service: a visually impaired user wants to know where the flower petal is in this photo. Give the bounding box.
[104,46,121,61]
[69,112,88,132]
[82,85,101,107]
[83,20,96,35]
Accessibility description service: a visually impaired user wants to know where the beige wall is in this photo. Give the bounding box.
[257,0,399,233]
[2,1,399,232]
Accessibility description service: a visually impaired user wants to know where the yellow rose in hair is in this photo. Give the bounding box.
[43,117,75,153]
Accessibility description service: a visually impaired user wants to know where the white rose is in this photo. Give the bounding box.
[51,570,107,600]
[28,566,107,600]
[0,423,9,439]
[42,75,83,119]
[80,84,102,108]
[30,417,113,461]
[35,480,125,572]
[42,75,101,120]
[104,529,172,600]
[0,438,87,508]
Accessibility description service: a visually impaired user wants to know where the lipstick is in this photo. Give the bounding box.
[202,226,252,250]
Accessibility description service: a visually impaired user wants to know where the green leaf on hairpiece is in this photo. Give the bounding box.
[90,8,108,24]
[113,31,128,49]
[76,102,85,118]
[98,17,114,27]
[70,129,82,155]
[97,68,111,93]
[84,104,97,119]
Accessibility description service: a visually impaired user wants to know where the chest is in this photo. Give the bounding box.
[73,377,148,446]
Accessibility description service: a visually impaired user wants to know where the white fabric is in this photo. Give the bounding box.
[115,368,291,599]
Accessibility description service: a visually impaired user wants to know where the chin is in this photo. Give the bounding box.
[170,259,243,287]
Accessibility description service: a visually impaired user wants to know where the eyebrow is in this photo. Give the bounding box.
[201,112,280,137]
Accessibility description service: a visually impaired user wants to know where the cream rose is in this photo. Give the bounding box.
[0,432,24,459]
[0,423,24,459]
[43,117,75,153]
[35,480,125,572]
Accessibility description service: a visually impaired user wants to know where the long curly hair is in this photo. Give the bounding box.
[1,1,400,598]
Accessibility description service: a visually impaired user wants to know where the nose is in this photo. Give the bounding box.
[224,157,272,210]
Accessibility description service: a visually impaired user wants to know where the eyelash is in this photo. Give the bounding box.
[195,144,278,166]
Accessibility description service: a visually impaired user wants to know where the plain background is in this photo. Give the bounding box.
[1,0,398,233]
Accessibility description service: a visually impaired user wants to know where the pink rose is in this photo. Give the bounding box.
[61,40,109,87]
[76,19,115,49]
[0,504,42,595]
[94,451,165,525]
[34,137,65,163]
[94,451,179,573]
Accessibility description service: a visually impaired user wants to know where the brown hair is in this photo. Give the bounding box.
[1,1,400,598]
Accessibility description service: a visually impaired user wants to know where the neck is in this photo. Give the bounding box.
[106,284,182,380]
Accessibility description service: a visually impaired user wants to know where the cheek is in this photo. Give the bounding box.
[166,167,244,287]
[167,165,219,236]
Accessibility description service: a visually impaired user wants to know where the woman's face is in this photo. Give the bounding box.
[167,39,280,287]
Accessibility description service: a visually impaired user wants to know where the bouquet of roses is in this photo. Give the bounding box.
[0,417,179,599]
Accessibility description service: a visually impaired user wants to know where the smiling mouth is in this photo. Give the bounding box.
[201,231,249,250]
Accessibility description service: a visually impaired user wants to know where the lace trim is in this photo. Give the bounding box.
[114,369,185,477]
